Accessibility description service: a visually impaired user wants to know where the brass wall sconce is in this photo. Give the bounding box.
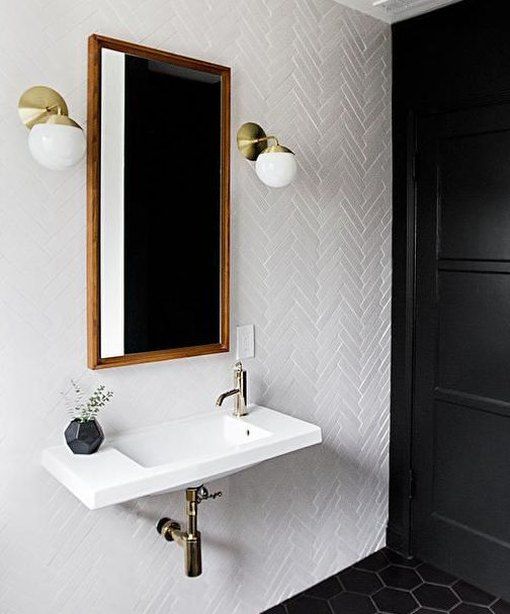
[237,122,297,188]
[18,86,86,170]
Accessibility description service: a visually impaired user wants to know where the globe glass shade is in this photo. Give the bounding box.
[255,151,297,188]
[28,123,86,171]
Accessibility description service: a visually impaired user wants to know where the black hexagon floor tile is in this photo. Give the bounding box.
[379,565,422,590]
[453,581,496,606]
[285,595,331,614]
[304,576,343,600]
[493,600,510,614]
[330,592,377,614]
[451,605,492,614]
[338,567,383,595]
[354,550,390,572]
[413,584,460,610]
[373,587,418,614]
[418,563,457,586]
[262,549,510,614]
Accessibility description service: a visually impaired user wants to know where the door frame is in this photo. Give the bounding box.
[387,107,418,557]
[388,90,510,558]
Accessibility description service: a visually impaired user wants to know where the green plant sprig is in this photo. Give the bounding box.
[64,380,114,423]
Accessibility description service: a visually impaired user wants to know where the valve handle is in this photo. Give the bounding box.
[197,486,223,502]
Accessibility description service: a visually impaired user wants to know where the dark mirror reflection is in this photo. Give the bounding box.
[99,47,228,362]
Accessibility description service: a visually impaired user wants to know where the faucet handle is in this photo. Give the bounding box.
[196,485,223,502]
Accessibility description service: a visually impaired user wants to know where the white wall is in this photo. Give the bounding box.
[0,1,391,613]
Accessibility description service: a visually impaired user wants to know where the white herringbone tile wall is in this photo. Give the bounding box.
[0,1,391,612]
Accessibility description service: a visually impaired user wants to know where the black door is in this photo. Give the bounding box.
[413,103,510,599]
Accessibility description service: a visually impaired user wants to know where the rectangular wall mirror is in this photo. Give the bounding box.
[87,35,230,369]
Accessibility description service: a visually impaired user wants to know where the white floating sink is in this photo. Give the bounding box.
[41,405,322,509]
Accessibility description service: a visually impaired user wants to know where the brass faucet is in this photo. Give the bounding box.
[157,486,222,577]
[215,361,248,417]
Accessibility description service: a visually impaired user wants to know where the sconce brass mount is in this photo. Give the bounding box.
[237,121,294,160]
[237,122,268,160]
[18,86,79,129]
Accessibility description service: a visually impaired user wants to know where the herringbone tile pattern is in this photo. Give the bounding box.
[0,1,391,613]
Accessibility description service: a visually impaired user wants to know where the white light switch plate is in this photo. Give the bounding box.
[236,324,255,359]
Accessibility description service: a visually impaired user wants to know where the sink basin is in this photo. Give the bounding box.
[41,405,322,509]
[114,414,271,468]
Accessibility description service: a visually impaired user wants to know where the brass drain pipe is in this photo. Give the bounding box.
[157,485,222,577]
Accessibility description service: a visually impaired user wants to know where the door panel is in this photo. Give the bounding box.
[439,270,510,401]
[434,400,510,543]
[412,103,510,599]
[439,130,510,260]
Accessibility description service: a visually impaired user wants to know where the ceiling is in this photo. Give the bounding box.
[335,0,464,23]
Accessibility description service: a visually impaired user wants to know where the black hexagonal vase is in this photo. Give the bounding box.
[65,419,104,455]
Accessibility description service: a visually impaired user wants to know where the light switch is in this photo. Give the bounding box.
[236,324,255,359]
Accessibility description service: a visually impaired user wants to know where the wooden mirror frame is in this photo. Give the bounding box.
[87,34,230,369]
